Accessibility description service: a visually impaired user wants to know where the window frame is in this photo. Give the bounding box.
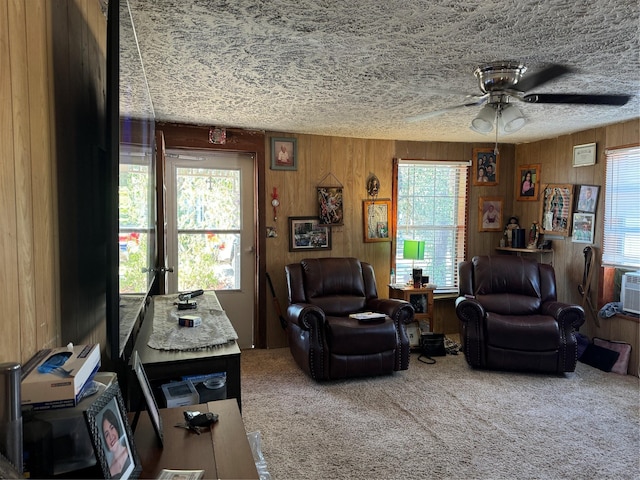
[391,158,470,293]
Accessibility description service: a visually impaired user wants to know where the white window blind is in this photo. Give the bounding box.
[602,145,640,268]
[395,160,469,292]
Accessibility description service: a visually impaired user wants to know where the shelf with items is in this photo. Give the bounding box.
[495,246,555,265]
[388,285,435,339]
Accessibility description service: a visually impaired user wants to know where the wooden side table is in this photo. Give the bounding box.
[132,399,259,479]
[388,284,435,333]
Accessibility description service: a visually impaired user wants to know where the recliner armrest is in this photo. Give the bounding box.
[455,296,486,324]
[286,303,325,330]
[366,298,414,324]
[540,301,585,329]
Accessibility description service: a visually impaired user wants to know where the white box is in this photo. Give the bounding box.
[21,344,101,410]
[161,380,199,408]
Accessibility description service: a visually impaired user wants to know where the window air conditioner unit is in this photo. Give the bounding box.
[621,272,640,315]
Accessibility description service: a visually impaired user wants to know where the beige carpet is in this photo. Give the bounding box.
[240,347,639,480]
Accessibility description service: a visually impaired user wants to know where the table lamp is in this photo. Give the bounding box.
[403,240,425,287]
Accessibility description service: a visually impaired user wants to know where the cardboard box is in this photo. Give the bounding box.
[21,344,101,410]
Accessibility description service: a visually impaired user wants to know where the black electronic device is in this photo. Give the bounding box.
[178,289,204,301]
[175,301,197,310]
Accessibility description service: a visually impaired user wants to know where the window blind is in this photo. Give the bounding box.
[602,145,640,268]
[395,160,468,291]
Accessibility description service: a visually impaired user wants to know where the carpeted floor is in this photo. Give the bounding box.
[239,347,639,480]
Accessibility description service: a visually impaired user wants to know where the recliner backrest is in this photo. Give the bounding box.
[469,256,555,315]
[288,257,378,316]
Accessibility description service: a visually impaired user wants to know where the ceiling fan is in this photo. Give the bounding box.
[407,61,631,135]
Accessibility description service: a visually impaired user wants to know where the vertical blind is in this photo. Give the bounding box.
[395,160,469,292]
[602,145,640,268]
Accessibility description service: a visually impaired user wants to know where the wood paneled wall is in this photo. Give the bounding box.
[515,119,639,375]
[0,0,107,365]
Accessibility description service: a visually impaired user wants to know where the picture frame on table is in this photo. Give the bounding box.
[131,351,163,446]
[288,216,332,252]
[573,142,597,167]
[540,184,574,237]
[84,382,141,479]
[575,185,599,213]
[363,199,392,242]
[472,148,500,186]
[516,164,541,201]
[478,196,503,232]
[270,137,297,171]
[572,213,595,243]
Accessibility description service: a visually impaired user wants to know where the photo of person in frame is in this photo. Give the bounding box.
[100,399,134,479]
[275,141,292,166]
[520,170,535,197]
[577,186,598,213]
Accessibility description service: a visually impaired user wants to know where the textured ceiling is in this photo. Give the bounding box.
[123,0,640,144]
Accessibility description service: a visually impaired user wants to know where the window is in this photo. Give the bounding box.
[603,145,640,268]
[393,159,469,292]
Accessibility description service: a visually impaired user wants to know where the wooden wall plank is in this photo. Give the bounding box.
[25,0,57,355]
[0,0,22,363]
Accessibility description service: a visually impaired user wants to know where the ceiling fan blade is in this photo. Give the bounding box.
[405,96,488,123]
[523,93,631,106]
[515,64,571,93]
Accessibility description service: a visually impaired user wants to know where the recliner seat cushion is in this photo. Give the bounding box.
[326,316,397,355]
[485,313,560,351]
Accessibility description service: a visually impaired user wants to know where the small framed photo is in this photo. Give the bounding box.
[572,213,595,243]
[363,199,392,243]
[131,351,163,446]
[270,137,297,170]
[84,382,141,479]
[516,164,541,201]
[472,148,500,186]
[575,185,599,213]
[573,142,597,167]
[288,216,332,252]
[540,184,574,236]
[479,196,503,232]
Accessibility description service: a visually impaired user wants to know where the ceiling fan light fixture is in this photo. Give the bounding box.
[470,105,495,133]
[499,104,526,134]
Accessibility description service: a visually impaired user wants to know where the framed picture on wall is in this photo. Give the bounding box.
[575,185,599,213]
[270,137,297,170]
[363,199,392,242]
[478,196,503,232]
[288,216,332,252]
[516,164,541,201]
[573,142,597,167]
[572,213,595,243]
[540,184,574,236]
[472,148,500,186]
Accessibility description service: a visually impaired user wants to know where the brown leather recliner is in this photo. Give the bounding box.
[455,255,585,374]
[284,257,415,380]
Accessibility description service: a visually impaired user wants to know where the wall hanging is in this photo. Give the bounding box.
[288,216,332,252]
[271,137,297,170]
[317,173,344,225]
[363,199,392,242]
[516,164,541,201]
[540,184,574,236]
[478,196,503,232]
[472,147,500,186]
